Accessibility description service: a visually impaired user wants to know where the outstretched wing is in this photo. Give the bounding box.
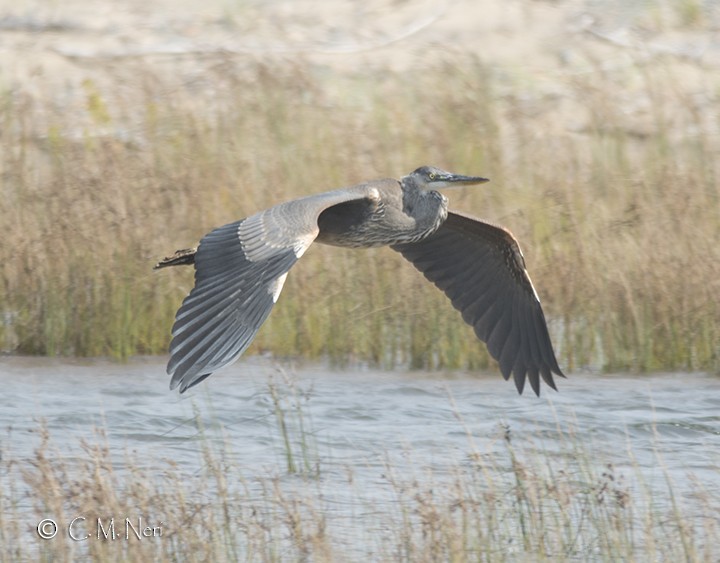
[168,187,380,393]
[392,211,564,395]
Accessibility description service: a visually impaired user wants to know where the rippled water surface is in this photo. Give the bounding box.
[2,357,719,557]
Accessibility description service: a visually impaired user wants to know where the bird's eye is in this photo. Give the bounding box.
[429,172,436,180]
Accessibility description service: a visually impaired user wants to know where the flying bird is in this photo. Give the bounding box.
[156,166,564,395]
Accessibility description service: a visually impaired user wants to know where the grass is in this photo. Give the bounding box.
[2,375,718,562]
[0,50,718,375]
[267,367,319,477]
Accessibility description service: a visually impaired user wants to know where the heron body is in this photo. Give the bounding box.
[315,178,447,247]
[156,166,564,395]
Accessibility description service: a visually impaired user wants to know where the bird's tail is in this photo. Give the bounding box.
[154,248,197,269]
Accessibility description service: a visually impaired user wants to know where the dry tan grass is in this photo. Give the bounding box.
[0,52,718,373]
[4,402,718,562]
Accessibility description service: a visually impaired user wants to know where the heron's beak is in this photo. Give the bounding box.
[440,174,490,188]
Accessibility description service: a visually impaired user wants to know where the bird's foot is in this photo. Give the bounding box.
[154,248,197,269]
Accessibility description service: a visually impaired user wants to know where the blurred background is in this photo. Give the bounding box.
[1,0,718,373]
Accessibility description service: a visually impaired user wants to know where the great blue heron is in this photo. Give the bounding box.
[156,166,564,395]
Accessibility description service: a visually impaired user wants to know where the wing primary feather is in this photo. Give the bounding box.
[509,283,527,394]
[179,372,212,393]
[497,289,522,380]
[169,312,239,375]
[486,292,513,362]
[523,301,544,396]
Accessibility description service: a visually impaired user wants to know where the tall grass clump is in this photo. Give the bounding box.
[267,368,320,476]
[3,404,718,562]
[0,54,718,373]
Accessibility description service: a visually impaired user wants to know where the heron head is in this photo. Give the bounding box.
[406,166,489,190]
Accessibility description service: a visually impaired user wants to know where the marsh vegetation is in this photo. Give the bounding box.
[2,362,718,562]
[1,53,718,373]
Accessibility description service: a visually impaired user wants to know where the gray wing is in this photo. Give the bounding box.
[392,211,564,395]
[168,187,380,393]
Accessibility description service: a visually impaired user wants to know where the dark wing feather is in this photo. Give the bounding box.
[392,211,564,395]
[168,187,380,393]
